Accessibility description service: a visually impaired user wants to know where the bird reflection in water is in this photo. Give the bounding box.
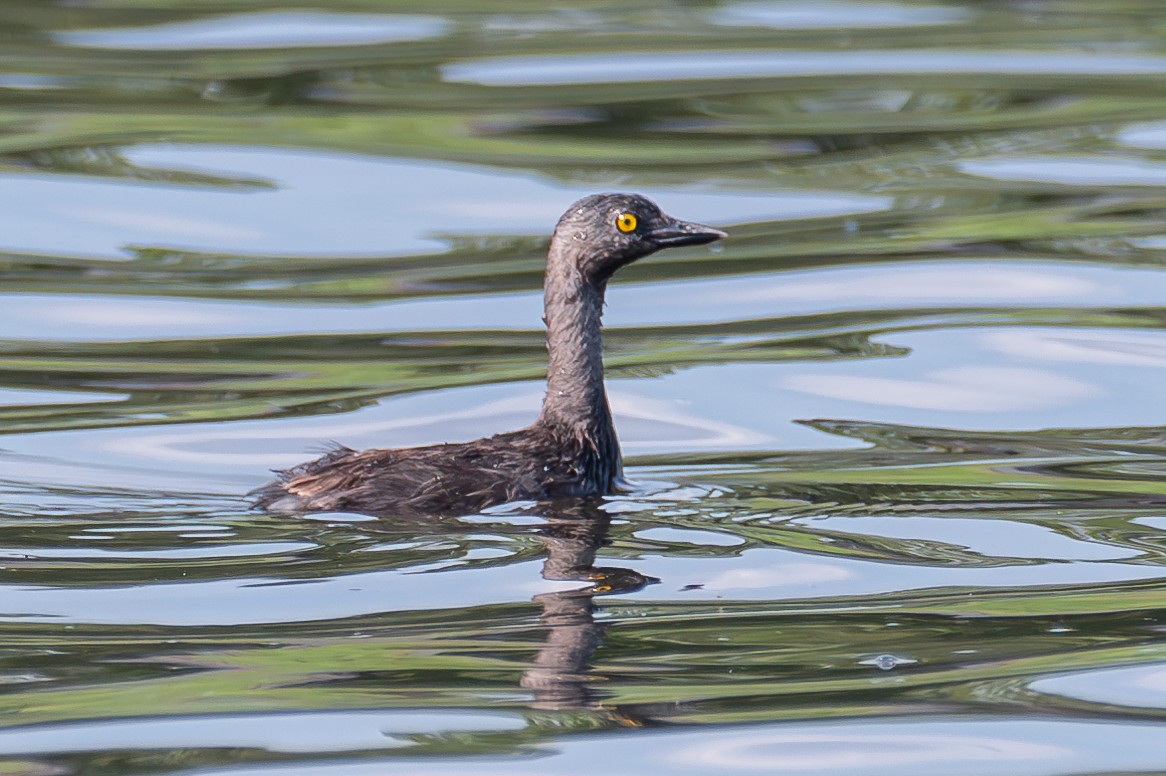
[520,504,656,716]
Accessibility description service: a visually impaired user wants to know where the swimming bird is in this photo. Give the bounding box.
[251,193,726,516]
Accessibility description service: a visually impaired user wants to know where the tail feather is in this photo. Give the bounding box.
[249,443,357,511]
[275,443,356,482]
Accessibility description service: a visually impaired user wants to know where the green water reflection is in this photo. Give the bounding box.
[3,1,1166,775]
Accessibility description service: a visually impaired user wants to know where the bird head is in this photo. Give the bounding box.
[551,193,727,284]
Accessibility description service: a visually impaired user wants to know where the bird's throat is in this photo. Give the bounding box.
[538,266,615,440]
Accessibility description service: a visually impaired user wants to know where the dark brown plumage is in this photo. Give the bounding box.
[251,193,726,516]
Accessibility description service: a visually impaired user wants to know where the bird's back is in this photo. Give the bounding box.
[250,422,616,516]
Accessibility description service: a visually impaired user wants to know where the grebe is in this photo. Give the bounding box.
[251,193,726,515]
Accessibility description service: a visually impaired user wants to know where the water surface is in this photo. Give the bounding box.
[4,1,1166,774]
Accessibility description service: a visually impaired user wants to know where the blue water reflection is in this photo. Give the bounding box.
[6,2,1166,774]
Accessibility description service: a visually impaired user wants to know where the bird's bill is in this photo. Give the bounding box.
[650,218,728,247]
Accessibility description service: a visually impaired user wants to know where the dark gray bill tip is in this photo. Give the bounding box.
[650,219,728,248]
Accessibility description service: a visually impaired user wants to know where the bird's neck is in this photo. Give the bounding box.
[537,255,619,459]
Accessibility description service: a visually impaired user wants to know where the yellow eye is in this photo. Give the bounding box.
[615,212,638,233]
